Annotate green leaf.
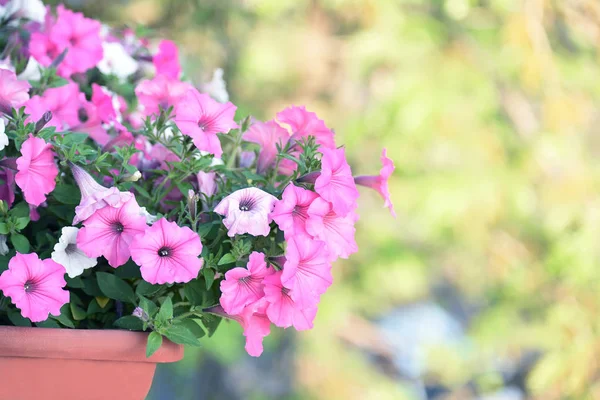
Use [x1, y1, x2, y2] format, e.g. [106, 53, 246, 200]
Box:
[203, 268, 215, 290]
[51, 184, 81, 205]
[8, 202, 29, 218]
[183, 279, 204, 306]
[82, 278, 104, 297]
[96, 272, 136, 303]
[7, 309, 31, 327]
[138, 295, 158, 317]
[10, 233, 30, 253]
[14, 217, 29, 230]
[65, 276, 84, 289]
[201, 314, 222, 337]
[62, 133, 88, 146]
[0, 223, 8, 234]
[164, 324, 202, 347]
[156, 297, 173, 324]
[135, 281, 162, 297]
[114, 260, 142, 279]
[52, 304, 75, 328]
[218, 253, 236, 266]
[70, 303, 87, 321]
[146, 331, 163, 358]
[114, 315, 144, 331]
[36, 319, 61, 328]
[179, 318, 206, 339]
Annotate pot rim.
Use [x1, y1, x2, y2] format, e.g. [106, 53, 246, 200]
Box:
[0, 326, 183, 363]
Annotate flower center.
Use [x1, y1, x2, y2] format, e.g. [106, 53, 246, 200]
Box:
[158, 246, 171, 257]
[78, 107, 89, 123]
[113, 221, 124, 233]
[238, 197, 256, 212]
[197, 119, 209, 131]
[23, 280, 35, 293]
[65, 243, 78, 255]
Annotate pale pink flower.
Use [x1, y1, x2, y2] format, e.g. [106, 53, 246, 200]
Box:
[243, 120, 290, 174]
[270, 183, 318, 239]
[153, 39, 181, 80]
[306, 197, 358, 260]
[354, 148, 396, 217]
[197, 171, 217, 197]
[220, 251, 274, 315]
[0, 252, 69, 322]
[174, 89, 238, 157]
[214, 187, 277, 237]
[263, 271, 317, 330]
[135, 75, 193, 117]
[314, 147, 359, 216]
[130, 218, 203, 284]
[15, 135, 58, 207]
[277, 106, 335, 149]
[0, 68, 30, 114]
[24, 81, 80, 130]
[0, 168, 15, 208]
[77, 197, 147, 268]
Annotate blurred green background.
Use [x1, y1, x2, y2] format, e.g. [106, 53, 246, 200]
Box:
[54, 0, 600, 398]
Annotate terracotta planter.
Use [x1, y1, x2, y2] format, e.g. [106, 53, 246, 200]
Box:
[0, 326, 183, 400]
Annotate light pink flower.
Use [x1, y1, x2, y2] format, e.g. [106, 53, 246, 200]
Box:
[354, 148, 396, 217]
[77, 197, 147, 267]
[153, 39, 181, 80]
[306, 197, 358, 260]
[270, 183, 318, 239]
[220, 251, 274, 315]
[0, 68, 30, 114]
[15, 135, 58, 207]
[214, 187, 277, 237]
[315, 147, 359, 216]
[277, 106, 335, 149]
[197, 171, 217, 197]
[174, 89, 238, 157]
[0, 252, 69, 322]
[263, 271, 317, 330]
[281, 236, 332, 307]
[135, 74, 193, 117]
[130, 218, 203, 284]
[0, 168, 15, 208]
[24, 81, 80, 130]
[243, 120, 290, 174]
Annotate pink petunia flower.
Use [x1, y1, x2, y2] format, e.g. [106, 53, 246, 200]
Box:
[15, 135, 58, 207]
[197, 171, 217, 197]
[243, 120, 290, 174]
[270, 183, 318, 239]
[24, 81, 80, 130]
[306, 197, 358, 260]
[130, 218, 203, 284]
[77, 197, 147, 268]
[174, 89, 238, 157]
[219, 251, 274, 315]
[0, 168, 15, 208]
[0, 68, 31, 114]
[214, 187, 278, 237]
[276, 106, 335, 149]
[73, 90, 110, 145]
[153, 39, 181, 80]
[280, 236, 332, 307]
[314, 147, 359, 217]
[263, 271, 318, 330]
[354, 148, 396, 217]
[0, 252, 69, 322]
[135, 75, 192, 117]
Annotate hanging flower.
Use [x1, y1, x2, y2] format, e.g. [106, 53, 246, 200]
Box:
[314, 147, 359, 217]
[354, 148, 396, 217]
[77, 197, 147, 268]
[15, 135, 58, 207]
[0, 68, 31, 114]
[243, 120, 290, 174]
[153, 39, 181, 80]
[135, 74, 192, 117]
[276, 106, 335, 149]
[219, 251, 274, 315]
[262, 271, 318, 330]
[306, 197, 358, 260]
[270, 183, 318, 239]
[0, 252, 69, 322]
[214, 187, 278, 237]
[51, 227, 98, 278]
[130, 218, 203, 284]
[0, 167, 15, 208]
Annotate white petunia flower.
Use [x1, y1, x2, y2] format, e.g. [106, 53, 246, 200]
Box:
[0, 235, 8, 256]
[0, 119, 8, 151]
[1, 0, 46, 24]
[97, 42, 139, 81]
[18, 57, 42, 81]
[51, 227, 98, 278]
[201, 68, 229, 103]
[139, 207, 158, 225]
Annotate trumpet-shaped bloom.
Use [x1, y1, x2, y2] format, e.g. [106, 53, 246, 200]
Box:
[314, 147, 359, 216]
[196, 171, 217, 197]
[214, 187, 277, 237]
[263, 271, 317, 330]
[354, 148, 396, 217]
[0, 252, 69, 322]
[270, 183, 318, 239]
[306, 197, 358, 260]
[153, 40, 181, 79]
[243, 120, 290, 174]
[77, 197, 147, 268]
[24, 81, 80, 130]
[135, 75, 192, 117]
[0, 68, 30, 114]
[0, 167, 15, 208]
[220, 251, 274, 315]
[130, 218, 203, 284]
[276, 106, 335, 149]
[51, 226, 98, 278]
[15, 135, 58, 207]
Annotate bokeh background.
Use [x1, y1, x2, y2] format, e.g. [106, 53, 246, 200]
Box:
[50, 0, 600, 399]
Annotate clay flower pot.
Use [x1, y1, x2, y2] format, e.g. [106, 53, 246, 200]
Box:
[0, 326, 183, 400]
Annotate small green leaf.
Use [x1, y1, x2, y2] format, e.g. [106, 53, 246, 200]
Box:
[179, 319, 206, 339]
[164, 324, 202, 347]
[203, 268, 215, 290]
[138, 295, 158, 317]
[146, 331, 163, 358]
[114, 315, 144, 331]
[0, 223, 8, 234]
[36, 319, 61, 328]
[52, 304, 75, 328]
[135, 281, 162, 297]
[10, 233, 30, 253]
[70, 303, 87, 321]
[8, 202, 29, 218]
[201, 314, 222, 337]
[65, 276, 84, 288]
[156, 297, 173, 324]
[218, 253, 236, 266]
[51, 184, 81, 205]
[7, 309, 31, 327]
[183, 279, 204, 306]
[14, 217, 29, 230]
[96, 272, 136, 303]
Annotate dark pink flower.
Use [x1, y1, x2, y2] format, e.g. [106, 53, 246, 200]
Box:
[0, 252, 69, 322]
[314, 147, 359, 216]
[214, 187, 278, 237]
[0, 168, 15, 208]
[270, 183, 318, 239]
[24, 81, 80, 130]
[219, 251, 274, 315]
[277, 106, 335, 149]
[306, 197, 358, 260]
[130, 218, 203, 284]
[0, 68, 31, 114]
[263, 271, 318, 330]
[243, 120, 290, 174]
[15, 135, 58, 207]
[354, 148, 396, 217]
[135, 75, 192, 117]
[153, 40, 181, 80]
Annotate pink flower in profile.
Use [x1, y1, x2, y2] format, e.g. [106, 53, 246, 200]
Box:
[220, 251, 274, 315]
[153, 40, 181, 80]
[77, 197, 147, 267]
[15, 135, 58, 207]
[130, 218, 203, 284]
[277, 106, 335, 149]
[243, 120, 290, 174]
[214, 187, 277, 237]
[0, 68, 31, 114]
[354, 148, 396, 217]
[263, 271, 317, 330]
[306, 197, 358, 260]
[0, 252, 69, 322]
[270, 183, 318, 239]
[314, 147, 359, 216]
[24, 81, 80, 130]
[135, 75, 193, 117]
[281, 236, 332, 307]
[197, 171, 217, 197]
[174, 89, 238, 157]
[0, 168, 15, 208]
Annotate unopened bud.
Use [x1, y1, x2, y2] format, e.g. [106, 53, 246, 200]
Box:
[187, 189, 198, 221]
[121, 170, 142, 182]
[34, 111, 53, 133]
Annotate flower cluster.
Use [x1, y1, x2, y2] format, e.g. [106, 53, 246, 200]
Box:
[0, 1, 395, 357]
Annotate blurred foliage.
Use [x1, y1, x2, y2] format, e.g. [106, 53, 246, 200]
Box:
[60, 0, 600, 398]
